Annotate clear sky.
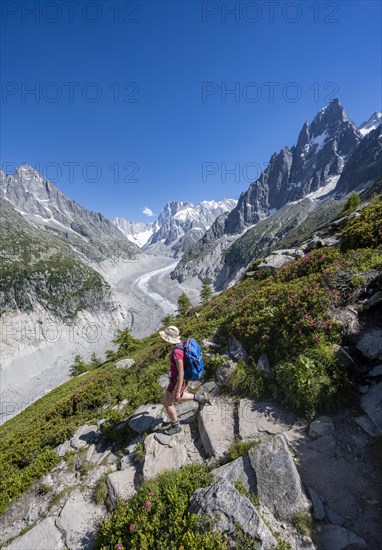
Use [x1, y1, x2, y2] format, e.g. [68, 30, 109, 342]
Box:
[1, 0, 381, 222]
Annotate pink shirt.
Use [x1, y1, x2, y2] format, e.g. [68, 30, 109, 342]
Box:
[170, 346, 185, 381]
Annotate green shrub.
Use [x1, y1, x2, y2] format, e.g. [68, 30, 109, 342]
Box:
[234, 480, 259, 507]
[293, 512, 313, 537]
[227, 361, 265, 398]
[341, 195, 382, 250]
[227, 438, 256, 461]
[271, 343, 351, 416]
[96, 464, 227, 549]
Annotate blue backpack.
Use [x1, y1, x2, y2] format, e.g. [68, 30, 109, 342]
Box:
[174, 338, 204, 381]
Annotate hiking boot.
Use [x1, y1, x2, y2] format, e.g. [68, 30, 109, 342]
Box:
[164, 424, 182, 436]
[195, 394, 212, 406]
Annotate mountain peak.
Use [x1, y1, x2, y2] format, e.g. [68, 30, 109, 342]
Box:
[359, 111, 382, 137]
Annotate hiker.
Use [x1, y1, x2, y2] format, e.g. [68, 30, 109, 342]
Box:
[160, 325, 211, 435]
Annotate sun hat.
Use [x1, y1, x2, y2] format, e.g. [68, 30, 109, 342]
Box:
[159, 325, 182, 344]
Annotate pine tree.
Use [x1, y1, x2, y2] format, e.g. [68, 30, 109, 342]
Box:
[343, 191, 361, 214]
[90, 352, 101, 368]
[177, 292, 192, 316]
[200, 279, 213, 304]
[70, 354, 88, 376]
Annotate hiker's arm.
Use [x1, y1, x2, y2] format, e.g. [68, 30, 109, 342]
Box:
[175, 359, 184, 400]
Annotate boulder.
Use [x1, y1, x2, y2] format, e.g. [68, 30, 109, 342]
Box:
[202, 339, 221, 349]
[3, 518, 65, 550]
[56, 489, 106, 548]
[70, 424, 100, 450]
[175, 400, 199, 423]
[307, 486, 325, 520]
[318, 525, 367, 549]
[107, 465, 136, 507]
[143, 431, 188, 479]
[258, 249, 304, 269]
[198, 381, 220, 396]
[158, 373, 169, 388]
[356, 329, 382, 360]
[248, 434, 311, 521]
[189, 478, 276, 549]
[363, 290, 382, 309]
[198, 398, 236, 458]
[324, 505, 345, 527]
[368, 365, 382, 378]
[239, 399, 296, 440]
[216, 359, 236, 385]
[212, 454, 257, 493]
[305, 434, 336, 454]
[257, 354, 271, 374]
[55, 440, 71, 457]
[229, 336, 249, 361]
[309, 416, 335, 439]
[354, 415, 381, 437]
[115, 358, 135, 369]
[128, 403, 164, 434]
[360, 382, 382, 435]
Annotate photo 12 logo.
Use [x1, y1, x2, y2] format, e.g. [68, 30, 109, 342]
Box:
[1, 81, 140, 104]
[202, 161, 268, 184]
[1, 2, 140, 24]
[202, 81, 340, 104]
[201, 2, 340, 24]
[2, 161, 140, 184]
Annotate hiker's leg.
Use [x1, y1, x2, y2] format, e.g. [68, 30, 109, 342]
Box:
[179, 390, 196, 401]
[163, 390, 178, 423]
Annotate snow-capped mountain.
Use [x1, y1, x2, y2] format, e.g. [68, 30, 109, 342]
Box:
[173, 99, 381, 286]
[359, 111, 382, 137]
[113, 218, 154, 248]
[0, 165, 138, 262]
[143, 198, 237, 257]
[113, 199, 236, 257]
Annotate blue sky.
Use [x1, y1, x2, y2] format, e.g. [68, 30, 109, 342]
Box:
[1, 0, 381, 221]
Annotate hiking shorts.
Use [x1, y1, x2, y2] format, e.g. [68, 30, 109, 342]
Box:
[167, 378, 188, 396]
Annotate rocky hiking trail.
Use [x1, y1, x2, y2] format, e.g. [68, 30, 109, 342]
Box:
[1, 360, 381, 550]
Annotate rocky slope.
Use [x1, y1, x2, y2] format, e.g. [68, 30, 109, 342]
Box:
[0, 166, 139, 263]
[173, 100, 381, 288]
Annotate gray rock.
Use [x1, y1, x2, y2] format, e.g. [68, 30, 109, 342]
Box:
[307, 486, 325, 520]
[212, 454, 257, 493]
[239, 399, 295, 440]
[354, 415, 381, 437]
[358, 385, 369, 394]
[70, 424, 100, 450]
[198, 398, 236, 458]
[356, 329, 382, 360]
[85, 444, 95, 462]
[364, 290, 382, 309]
[154, 432, 173, 446]
[248, 434, 311, 521]
[3, 517, 65, 550]
[143, 431, 188, 479]
[332, 344, 355, 368]
[257, 354, 271, 374]
[175, 399, 199, 423]
[305, 434, 336, 454]
[202, 339, 221, 349]
[360, 382, 382, 435]
[55, 440, 71, 457]
[107, 465, 136, 507]
[56, 489, 106, 549]
[325, 505, 345, 526]
[309, 416, 335, 439]
[198, 381, 220, 396]
[158, 373, 169, 388]
[115, 358, 135, 369]
[189, 478, 276, 548]
[216, 359, 236, 385]
[120, 443, 138, 468]
[258, 249, 304, 269]
[128, 403, 164, 434]
[318, 525, 367, 549]
[368, 365, 382, 378]
[229, 336, 249, 361]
